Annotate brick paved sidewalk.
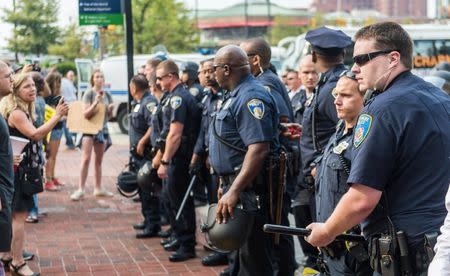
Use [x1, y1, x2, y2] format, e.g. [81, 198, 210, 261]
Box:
[21, 144, 226, 276]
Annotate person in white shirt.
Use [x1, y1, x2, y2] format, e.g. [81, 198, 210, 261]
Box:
[60, 70, 77, 149]
[428, 185, 450, 275]
[286, 70, 302, 100]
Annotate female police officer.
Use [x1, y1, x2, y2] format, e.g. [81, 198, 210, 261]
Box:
[313, 71, 372, 275]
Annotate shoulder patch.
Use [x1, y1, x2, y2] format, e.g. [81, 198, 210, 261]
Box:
[170, 96, 182, 110]
[146, 102, 157, 113]
[247, 99, 265, 119]
[189, 87, 200, 97]
[354, 114, 372, 148]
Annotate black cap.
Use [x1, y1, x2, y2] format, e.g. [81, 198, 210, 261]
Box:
[306, 26, 352, 56]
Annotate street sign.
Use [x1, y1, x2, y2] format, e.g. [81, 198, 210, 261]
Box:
[79, 0, 123, 26]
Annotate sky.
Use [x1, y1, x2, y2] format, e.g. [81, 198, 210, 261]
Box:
[0, 0, 311, 50]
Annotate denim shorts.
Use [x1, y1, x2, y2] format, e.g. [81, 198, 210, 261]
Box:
[50, 128, 63, 141]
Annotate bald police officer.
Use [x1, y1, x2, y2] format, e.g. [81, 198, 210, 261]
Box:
[210, 45, 280, 276]
[306, 22, 450, 275]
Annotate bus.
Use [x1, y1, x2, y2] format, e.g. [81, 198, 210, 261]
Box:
[279, 24, 450, 77]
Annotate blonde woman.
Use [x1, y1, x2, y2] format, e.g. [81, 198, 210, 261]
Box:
[43, 72, 64, 191]
[0, 73, 68, 276]
[70, 69, 114, 201]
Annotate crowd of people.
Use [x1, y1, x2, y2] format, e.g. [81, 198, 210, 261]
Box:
[0, 21, 449, 276]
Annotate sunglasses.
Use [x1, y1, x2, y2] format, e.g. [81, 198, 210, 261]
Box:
[353, 49, 399, 66]
[339, 70, 357, 80]
[156, 73, 172, 81]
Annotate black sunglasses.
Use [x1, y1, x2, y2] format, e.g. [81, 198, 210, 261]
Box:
[339, 70, 357, 80]
[156, 73, 172, 81]
[353, 49, 399, 67]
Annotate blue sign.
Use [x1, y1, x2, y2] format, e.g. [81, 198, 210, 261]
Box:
[79, 0, 122, 14]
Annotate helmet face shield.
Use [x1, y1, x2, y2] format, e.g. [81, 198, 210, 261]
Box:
[200, 204, 255, 252]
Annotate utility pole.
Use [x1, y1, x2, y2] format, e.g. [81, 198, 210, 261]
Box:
[124, 0, 134, 115]
[266, 0, 271, 43]
[244, 0, 249, 38]
[13, 0, 18, 62]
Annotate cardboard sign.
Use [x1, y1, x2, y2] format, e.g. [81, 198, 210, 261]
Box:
[67, 101, 105, 134]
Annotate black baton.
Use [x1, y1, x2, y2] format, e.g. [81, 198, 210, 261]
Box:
[175, 175, 197, 221]
[263, 224, 366, 243]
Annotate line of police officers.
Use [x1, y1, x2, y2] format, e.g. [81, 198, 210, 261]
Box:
[124, 21, 450, 276]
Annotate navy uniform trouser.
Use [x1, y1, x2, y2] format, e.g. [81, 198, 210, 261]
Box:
[164, 155, 196, 248]
[324, 252, 372, 276]
[132, 156, 160, 228]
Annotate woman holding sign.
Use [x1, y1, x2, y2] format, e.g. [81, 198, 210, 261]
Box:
[70, 69, 114, 201]
[0, 73, 68, 276]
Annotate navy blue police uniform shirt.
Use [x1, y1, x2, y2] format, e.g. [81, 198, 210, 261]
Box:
[300, 64, 344, 176]
[193, 88, 224, 155]
[149, 93, 170, 148]
[348, 71, 450, 248]
[291, 89, 308, 125]
[209, 74, 280, 176]
[129, 92, 157, 147]
[315, 122, 353, 222]
[0, 115, 14, 205]
[165, 83, 201, 157]
[187, 82, 204, 103]
[258, 69, 294, 122]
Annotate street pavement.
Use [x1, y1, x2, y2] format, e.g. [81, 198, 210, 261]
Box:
[21, 123, 303, 275]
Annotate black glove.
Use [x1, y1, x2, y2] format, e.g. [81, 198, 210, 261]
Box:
[189, 162, 202, 177]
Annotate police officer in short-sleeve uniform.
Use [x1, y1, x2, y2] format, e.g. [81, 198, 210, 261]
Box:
[156, 61, 201, 262]
[305, 22, 450, 275]
[209, 45, 281, 276]
[180, 61, 204, 103]
[128, 76, 161, 238]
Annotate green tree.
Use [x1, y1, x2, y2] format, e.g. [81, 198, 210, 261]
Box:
[132, 0, 198, 53]
[3, 0, 60, 57]
[48, 22, 91, 60]
[270, 16, 308, 45]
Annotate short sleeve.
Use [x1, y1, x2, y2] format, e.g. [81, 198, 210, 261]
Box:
[82, 90, 93, 104]
[347, 110, 396, 191]
[321, 85, 339, 124]
[235, 94, 274, 146]
[170, 95, 188, 124]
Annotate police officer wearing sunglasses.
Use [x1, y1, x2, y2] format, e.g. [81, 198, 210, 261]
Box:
[306, 22, 450, 275]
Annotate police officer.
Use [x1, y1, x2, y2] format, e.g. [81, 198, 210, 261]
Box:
[290, 54, 321, 271]
[128, 75, 161, 239]
[209, 45, 280, 276]
[154, 60, 201, 262]
[313, 71, 372, 275]
[306, 22, 450, 275]
[299, 27, 352, 267]
[180, 61, 204, 102]
[190, 59, 228, 267]
[240, 37, 297, 276]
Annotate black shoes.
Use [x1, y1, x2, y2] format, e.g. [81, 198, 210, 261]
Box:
[158, 228, 172, 238]
[132, 222, 145, 230]
[168, 248, 196, 262]
[201, 252, 228, 266]
[136, 225, 161, 239]
[163, 239, 180, 251]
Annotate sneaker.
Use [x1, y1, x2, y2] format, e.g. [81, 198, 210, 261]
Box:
[70, 190, 85, 201]
[44, 181, 60, 192]
[52, 177, 65, 186]
[93, 189, 114, 197]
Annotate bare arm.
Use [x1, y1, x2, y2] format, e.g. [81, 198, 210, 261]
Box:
[306, 184, 382, 247]
[83, 93, 103, 119]
[161, 122, 183, 162]
[136, 127, 151, 156]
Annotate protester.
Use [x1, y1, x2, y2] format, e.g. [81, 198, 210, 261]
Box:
[0, 72, 68, 276]
[70, 69, 114, 201]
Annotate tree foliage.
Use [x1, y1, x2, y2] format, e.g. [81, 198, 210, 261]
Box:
[48, 22, 92, 60]
[132, 0, 198, 54]
[270, 16, 308, 45]
[3, 0, 60, 57]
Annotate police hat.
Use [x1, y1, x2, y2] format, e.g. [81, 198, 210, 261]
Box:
[180, 61, 199, 80]
[305, 26, 352, 56]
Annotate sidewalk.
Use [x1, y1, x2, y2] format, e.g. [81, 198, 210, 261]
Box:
[22, 143, 226, 276]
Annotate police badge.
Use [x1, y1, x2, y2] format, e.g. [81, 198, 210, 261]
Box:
[170, 96, 182, 110]
[247, 99, 265, 119]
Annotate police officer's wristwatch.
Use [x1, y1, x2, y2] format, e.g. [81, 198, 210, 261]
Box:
[160, 159, 170, 166]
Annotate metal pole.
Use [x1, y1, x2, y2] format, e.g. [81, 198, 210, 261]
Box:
[266, 0, 271, 43]
[13, 0, 18, 62]
[124, 0, 134, 115]
[244, 0, 249, 38]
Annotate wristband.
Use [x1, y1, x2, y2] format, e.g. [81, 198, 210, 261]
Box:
[161, 159, 170, 166]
